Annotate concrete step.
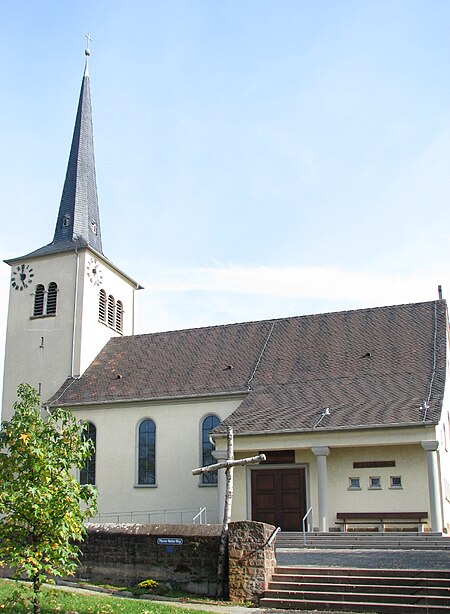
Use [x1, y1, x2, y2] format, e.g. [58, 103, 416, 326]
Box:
[278, 531, 445, 538]
[271, 573, 450, 586]
[278, 542, 450, 550]
[276, 531, 450, 549]
[259, 596, 450, 613]
[260, 566, 450, 613]
[273, 572, 450, 586]
[268, 581, 450, 597]
[262, 589, 449, 605]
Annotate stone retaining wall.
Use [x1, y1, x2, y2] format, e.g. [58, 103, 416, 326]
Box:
[228, 521, 277, 603]
[77, 523, 223, 596]
[76, 520, 276, 600]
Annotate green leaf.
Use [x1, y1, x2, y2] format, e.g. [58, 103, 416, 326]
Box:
[0, 384, 98, 605]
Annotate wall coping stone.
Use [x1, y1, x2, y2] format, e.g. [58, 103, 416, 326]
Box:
[85, 523, 223, 537]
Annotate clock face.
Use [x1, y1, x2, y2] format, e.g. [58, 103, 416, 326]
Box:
[87, 258, 103, 286]
[11, 263, 34, 291]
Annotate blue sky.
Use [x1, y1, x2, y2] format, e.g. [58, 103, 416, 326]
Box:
[1, 1, 450, 398]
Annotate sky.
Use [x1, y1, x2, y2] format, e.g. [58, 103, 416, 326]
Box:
[1, 1, 450, 403]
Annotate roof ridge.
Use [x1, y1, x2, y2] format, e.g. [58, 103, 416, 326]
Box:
[106, 299, 444, 341]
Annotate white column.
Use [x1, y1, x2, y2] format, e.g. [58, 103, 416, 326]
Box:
[213, 450, 227, 524]
[421, 441, 443, 532]
[312, 446, 330, 532]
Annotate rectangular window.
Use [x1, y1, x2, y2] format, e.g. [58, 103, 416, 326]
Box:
[390, 476, 402, 489]
[369, 476, 381, 489]
[348, 477, 361, 489]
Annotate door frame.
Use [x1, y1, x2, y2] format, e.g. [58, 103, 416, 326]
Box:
[246, 463, 311, 528]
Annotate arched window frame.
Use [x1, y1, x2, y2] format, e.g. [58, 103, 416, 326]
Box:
[98, 291, 124, 334]
[31, 282, 58, 318]
[80, 421, 96, 486]
[116, 300, 123, 333]
[136, 419, 156, 486]
[107, 295, 115, 328]
[99, 290, 107, 323]
[33, 284, 45, 317]
[46, 282, 58, 315]
[200, 414, 221, 485]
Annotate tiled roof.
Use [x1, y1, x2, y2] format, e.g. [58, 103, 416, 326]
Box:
[50, 300, 447, 434]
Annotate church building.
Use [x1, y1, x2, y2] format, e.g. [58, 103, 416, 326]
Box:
[3, 50, 450, 535]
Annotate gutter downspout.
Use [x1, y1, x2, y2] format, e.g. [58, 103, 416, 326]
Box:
[71, 249, 80, 378]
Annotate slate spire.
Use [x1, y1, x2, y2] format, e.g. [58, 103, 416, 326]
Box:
[52, 45, 103, 255]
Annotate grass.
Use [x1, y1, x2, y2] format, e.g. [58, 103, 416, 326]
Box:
[0, 579, 212, 613]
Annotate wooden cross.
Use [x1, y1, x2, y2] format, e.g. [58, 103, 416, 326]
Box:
[192, 426, 266, 598]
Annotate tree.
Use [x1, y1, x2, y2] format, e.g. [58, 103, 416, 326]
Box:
[0, 384, 97, 614]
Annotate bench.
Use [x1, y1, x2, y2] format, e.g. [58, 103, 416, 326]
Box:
[336, 512, 428, 532]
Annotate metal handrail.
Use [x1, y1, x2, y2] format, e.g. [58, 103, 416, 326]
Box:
[192, 507, 207, 524]
[302, 506, 313, 545]
[91, 506, 214, 525]
[267, 526, 281, 547]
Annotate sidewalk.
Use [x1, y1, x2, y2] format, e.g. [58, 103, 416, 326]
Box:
[54, 581, 262, 614]
[55, 581, 352, 614]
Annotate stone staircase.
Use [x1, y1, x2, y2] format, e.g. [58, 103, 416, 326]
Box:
[259, 566, 450, 613]
[276, 530, 450, 549]
[259, 532, 450, 612]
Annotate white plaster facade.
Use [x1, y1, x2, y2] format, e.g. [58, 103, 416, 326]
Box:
[67, 390, 450, 533]
[70, 396, 243, 523]
[2, 248, 138, 421]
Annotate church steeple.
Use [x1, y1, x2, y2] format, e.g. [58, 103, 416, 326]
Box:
[2, 42, 140, 424]
[14, 46, 103, 260]
[52, 45, 103, 255]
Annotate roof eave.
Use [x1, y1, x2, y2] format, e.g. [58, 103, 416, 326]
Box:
[213, 420, 440, 439]
[48, 388, 249, 409]
[5, 245, 143, 290]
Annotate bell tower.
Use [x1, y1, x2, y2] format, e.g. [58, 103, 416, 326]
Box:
[2, 46, 141, 420]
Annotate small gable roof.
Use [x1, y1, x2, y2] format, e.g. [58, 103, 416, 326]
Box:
[49, 300, 447, 435]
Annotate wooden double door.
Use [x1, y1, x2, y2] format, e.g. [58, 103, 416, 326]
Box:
[251, 467, 307, 531]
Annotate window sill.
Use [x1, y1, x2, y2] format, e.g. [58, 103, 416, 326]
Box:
[198, 483, 218, 487]
[389, 486, 403, 490]
[368, 486, 382, 490]
[30, 314, 56, 320]
[99, 319, 123, 335]
[347, 487, 362, 491]
[134, 483, 157, 488]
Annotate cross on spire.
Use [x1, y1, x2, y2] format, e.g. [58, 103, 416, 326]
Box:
[85, 32, 92, 54]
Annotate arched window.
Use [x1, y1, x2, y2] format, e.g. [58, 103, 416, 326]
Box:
[201, 415, 220, 485]
[138, 419, 156, 485]
[46, 282, 58, 315]
[99, 292, 124, 333]
[116, 301, 123, 333]
[33, 284, 45, 316]
[99, 290, 107, 322]
[80, 422, 96, 485]
[107, 295, 115, 328]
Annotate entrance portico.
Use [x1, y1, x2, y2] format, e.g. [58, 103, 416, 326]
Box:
[225, 429, 446, 534]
